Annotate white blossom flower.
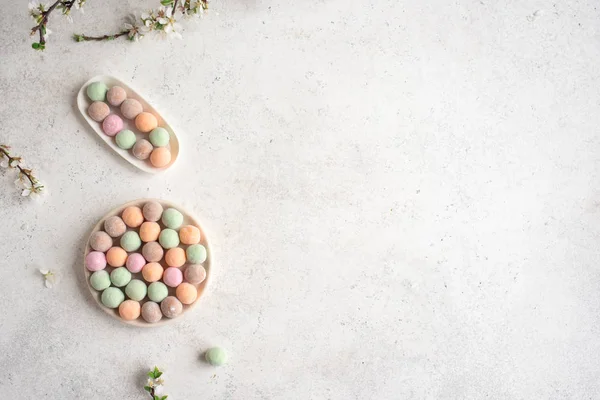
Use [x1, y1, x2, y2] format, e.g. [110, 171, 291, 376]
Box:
[16, 176, 33, 188]
[155, 377, 165, 386]
[33, 188, 44, 201]
[146, 379, 155, 388]
[141, 12, 154, 28]
[39, 268, 56, 288]
[124, 23, 142, 41]
[162, 21, 183, 39]
[156, 6, 172, 24]
[182, 5, 201, 20]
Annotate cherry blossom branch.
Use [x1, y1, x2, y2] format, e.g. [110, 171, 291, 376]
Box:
[74, 0, 208, 43]
[144, 367, 168, 400]
[28, 0, 208, 48]
[29, 0, 83, 50]
[0, 145, 44, 197]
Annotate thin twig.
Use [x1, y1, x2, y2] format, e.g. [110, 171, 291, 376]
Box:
[172, 0, 179, 12]
[76, 30, 129, 41]
[36, 0, 61, 45]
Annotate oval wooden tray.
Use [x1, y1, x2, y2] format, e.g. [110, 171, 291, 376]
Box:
[77, 75, 180, 173]
[83, 199, 211, 327]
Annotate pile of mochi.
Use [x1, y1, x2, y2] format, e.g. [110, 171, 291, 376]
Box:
[85, 201, 208, 323]
[86, 82, 173, 168]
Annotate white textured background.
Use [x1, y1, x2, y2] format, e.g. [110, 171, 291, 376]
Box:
[1, 0, 600, 399]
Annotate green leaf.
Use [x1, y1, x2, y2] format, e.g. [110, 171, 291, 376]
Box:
[161, 396, 168, 400]
[155, 371, 163, 379]
[144, 386, 152, 393]
[32, 42, 41, 49]
[154, 396, 161, 400]
[160, 0, 173, 5]
[40, 25, 46, 35]
[147, 371, 155, 379]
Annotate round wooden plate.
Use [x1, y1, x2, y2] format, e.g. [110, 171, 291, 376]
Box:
[83, 199, 211, 327]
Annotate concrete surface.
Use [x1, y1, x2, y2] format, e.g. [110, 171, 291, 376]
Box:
[1, 0, 600, 399]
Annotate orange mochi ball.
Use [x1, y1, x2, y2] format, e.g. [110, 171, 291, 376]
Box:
[139, 222, 160, 242]
[118, 300, 141, 321]
[165, 247, 186, 268]
[142, 262, 164, 282]
[176, 282, 198, 305]
[106, 246, 127, 267]
[150, 147, 171, 168]
[135, 112, 158, 133]
[122, 206, 144, 228]
[179, 225, 200, 245]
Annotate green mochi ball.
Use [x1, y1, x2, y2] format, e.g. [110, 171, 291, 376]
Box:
[101, 287, 124, 308]
[125, 279, 147, 301]
[149, 127, 170, 147]
[186, 244, 207, 264]
[205, 347, 228, 366]
[90, 270, 111, 291]
[120, 231, 141, 252]
[161, 208, 183, 229]
[110, 267, 132, 287]
[148, 281, 168, 302]
[87, 82, 108, 102]
[116, 129, 137, 150]
[159, 228, 179, 249]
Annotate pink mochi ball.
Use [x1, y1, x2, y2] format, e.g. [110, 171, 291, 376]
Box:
[163, 267, 183, 288]
[86, 251, 107, 271]
[102, 114, 123, 137]
[126, 253, 146, 273]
